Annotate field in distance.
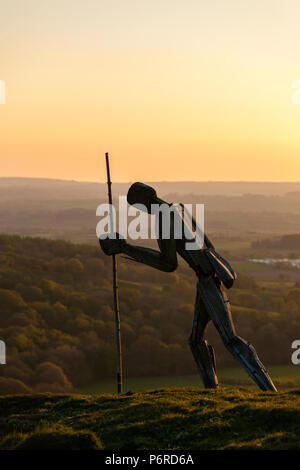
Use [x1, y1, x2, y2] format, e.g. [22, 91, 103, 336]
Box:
[83, 365, 300, 394]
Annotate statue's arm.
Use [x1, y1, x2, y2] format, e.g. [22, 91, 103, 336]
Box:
[123, 236, 177, 272]
[99, 211, 177, 272]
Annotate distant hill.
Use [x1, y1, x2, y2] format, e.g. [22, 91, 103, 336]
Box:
[2, 178, 300, 240]
[253, 234, 300, 250]
[2, 177, 300, 198]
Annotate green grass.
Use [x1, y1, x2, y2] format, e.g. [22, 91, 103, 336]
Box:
[118, 280, 142, 289]
[219, 365, 300, 388]
[83, 366, 300, 394]
[84, 375, 203, 394]
[257, 280, 295, 290]
[1, 388, 300, 450]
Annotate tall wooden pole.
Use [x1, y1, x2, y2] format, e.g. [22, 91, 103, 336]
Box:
[105, 152, 123, 394]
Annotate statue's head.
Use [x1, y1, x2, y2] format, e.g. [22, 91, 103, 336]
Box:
[127, 182, 161, 213]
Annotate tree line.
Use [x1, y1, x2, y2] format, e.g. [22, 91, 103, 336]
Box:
[0, 234, 298, 394]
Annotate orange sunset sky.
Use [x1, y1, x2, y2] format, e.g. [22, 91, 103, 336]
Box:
[1, 0, 300, 182]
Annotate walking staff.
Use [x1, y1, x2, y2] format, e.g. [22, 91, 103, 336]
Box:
[105, 152, 123, 394]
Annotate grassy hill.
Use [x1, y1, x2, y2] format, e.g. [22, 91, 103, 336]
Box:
[1, 387, 300, 450]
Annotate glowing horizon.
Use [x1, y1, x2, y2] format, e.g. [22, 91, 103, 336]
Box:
[1, 1, 300, 183]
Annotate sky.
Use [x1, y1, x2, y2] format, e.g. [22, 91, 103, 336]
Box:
[0, 0, 300, 182]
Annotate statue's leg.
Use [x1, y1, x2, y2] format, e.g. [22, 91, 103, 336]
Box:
[189, 284, 219, 389]
[197, 275, 277, 392]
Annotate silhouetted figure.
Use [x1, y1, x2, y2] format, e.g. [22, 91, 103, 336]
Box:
[99, 182, 277, 391]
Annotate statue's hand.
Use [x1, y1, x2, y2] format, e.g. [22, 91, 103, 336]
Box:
[99, 233, 127, 255]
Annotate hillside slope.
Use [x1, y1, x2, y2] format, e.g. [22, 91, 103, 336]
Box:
[0, 234, 298, 395]
[0, 387, 300, 450]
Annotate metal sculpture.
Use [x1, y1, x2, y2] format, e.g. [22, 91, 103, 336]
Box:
[99, 182, 277, 391]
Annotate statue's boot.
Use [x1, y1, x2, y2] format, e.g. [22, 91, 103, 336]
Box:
[189, 339, 219, 389]
[227, 336, 277, 391]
